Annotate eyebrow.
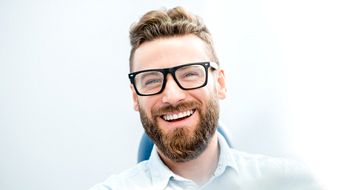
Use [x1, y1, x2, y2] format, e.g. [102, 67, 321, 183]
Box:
[139, 71, 163, 81]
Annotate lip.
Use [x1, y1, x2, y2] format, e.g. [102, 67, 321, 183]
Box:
[161, 109, 195, 121]
[157, 109, 198, 130]
[154, 106, 196, 116]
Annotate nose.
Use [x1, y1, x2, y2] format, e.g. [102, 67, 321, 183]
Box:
[161, 74, 186, 106]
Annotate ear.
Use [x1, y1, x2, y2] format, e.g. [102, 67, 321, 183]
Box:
[216, 69, 227, 100]
[130, 84, 139, 111]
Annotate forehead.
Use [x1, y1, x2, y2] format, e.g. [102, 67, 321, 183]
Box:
[132, 35, 210, 72]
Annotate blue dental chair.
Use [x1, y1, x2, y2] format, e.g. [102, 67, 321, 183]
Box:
[137, 121, 234, 163]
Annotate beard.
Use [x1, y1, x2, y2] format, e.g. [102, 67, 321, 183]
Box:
[138, 96, 219, 163]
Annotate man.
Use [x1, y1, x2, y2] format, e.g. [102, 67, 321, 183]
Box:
[90, 7, 321, 190]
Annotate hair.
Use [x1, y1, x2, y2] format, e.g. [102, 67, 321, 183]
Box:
[129, 6, 219, 72]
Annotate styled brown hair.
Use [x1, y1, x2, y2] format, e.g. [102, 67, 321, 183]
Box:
[129, 6, 219, 72]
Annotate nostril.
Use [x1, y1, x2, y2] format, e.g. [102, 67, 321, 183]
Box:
[162, 91, 186, 105]
[161, 76, 187, 104]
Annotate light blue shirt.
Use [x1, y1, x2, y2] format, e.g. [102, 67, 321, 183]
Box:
[90, 134, 322, 190]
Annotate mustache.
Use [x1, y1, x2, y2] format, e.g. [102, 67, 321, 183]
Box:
[152, 101, 201, 116]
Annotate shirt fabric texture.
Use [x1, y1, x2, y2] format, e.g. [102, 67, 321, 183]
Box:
[89, 134, 321, 190]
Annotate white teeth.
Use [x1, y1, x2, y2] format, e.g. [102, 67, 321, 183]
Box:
[163, 110, 194, 121]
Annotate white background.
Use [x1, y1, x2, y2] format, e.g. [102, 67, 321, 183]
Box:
[1, 0, 349, 189]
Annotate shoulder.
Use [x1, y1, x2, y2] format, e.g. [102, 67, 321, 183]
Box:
[89, 161, 153, 190]
[231, 149, 292, 167]
[231, 149, 307, 174]
[229, 149, 322, 189]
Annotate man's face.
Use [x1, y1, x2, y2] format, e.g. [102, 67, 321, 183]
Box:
[131, 35, 226, 162]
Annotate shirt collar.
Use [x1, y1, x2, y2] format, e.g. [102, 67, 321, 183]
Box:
[214, 133, 239, 176]
[147, 132, 239, 189]
[148, 146, 174, 189]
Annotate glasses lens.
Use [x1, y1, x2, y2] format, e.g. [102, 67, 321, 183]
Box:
[134, 71, 164, 95]
[175, 64, 206, 89]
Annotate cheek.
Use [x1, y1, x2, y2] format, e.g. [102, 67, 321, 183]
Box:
[205, 75, 216, 90]
[207, 77, 221, 98]
[203, 77, 218, 95]
[138, 97, 158, 116]
[190, 88, 212, 104]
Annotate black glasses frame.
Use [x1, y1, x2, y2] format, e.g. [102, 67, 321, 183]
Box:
[128, 62, 218, 96]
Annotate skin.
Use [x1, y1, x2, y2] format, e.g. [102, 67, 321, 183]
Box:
[130, 34, 227, 185]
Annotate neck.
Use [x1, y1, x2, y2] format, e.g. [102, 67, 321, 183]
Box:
[158, 132, 220, 185]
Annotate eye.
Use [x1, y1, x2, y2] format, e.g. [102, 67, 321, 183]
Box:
[180, 71, 201, 80]
[144, 78, 162, 86]
[183, 71, 199, 77]
[176, 65, 205, 81]
[135, 71, 163, 88]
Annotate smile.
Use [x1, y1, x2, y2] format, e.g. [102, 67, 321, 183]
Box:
[161, 109, 195, 121]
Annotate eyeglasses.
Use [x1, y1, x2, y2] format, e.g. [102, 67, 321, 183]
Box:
[128, 62, 218, 96]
